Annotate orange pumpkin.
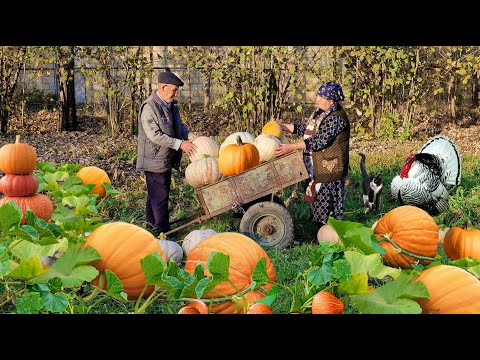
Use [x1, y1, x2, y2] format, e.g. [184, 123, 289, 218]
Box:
[443, 222, 480, 260]
[261, 121, 283, 139]
[83, 222, 165, 299]
[185, 299, 209, 314]
[0, 194, 53, 224]
[373, 205, 439, 268]
[246, 302, 274, 314]
[76, 166, 111, 199]
[311, 291, 345, 314]
[0, 174, 39, 197]
[184, 232, 277, 314]
[178, 306, 202, 314]
[218, 136, 260, 177]
[415, 265, 480, 314]
[0, 135, 37, 175]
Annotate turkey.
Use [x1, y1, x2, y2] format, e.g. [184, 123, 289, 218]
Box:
[390, 135, 461, 215]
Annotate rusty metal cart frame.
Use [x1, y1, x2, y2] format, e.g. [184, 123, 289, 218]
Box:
[165, 151, 309, 248]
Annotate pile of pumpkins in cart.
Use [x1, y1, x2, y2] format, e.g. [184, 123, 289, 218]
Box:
[185, 121, 286, 188]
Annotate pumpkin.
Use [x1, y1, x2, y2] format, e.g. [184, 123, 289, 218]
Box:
[0, 135, 37, 175]
[373, 205, 439, 269]
[184, 232, 277, 314]
[0, 174, 39, 197]
[311, 291, 345, 314]
[246, 302, 274, 314]
[210, 290, 267, 314]
[0, 194, 54, 225]
[443, 222, 480, 260]
[219, 132, 255, 155]
[185, 299, 209, 314]
[177, 306, 201, 314]
[261, 120, 283, 139]
[157, 239, 183, 263]
[415, 264, 480, 314]
[317, 224, 340, 244]
[218, 136, 260, 177]
[185, 157, 222, 188]
[182, 229, 217, 255]
[76, 166, 111, 199]
[188, 136, 220, 162]
[83, 222, 165, 299]
[254, 134, 281, 162]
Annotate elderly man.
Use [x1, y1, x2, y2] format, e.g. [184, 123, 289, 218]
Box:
[136, 69, 197, 237]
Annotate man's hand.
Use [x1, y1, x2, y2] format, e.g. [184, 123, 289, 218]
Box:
[180, 140, 197, 157]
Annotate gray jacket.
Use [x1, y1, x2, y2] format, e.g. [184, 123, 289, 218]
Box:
[136, 93, 190, 173]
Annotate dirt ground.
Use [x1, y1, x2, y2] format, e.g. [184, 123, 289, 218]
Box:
[2, 109, 479, 189]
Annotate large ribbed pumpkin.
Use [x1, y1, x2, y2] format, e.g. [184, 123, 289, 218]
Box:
[415, 265, 480, 314]
[185, 157, 222, 188]
[0, 194, 53, 224]
[218, 136, 260, 177]
[0, 174, 39, 197]
[76, 166, 111, 199]
[373, 205, 439, 269]
[0, 135, 37, 175]
[83, 222, 165, 299]
[261, 120, 283, 139]
[184, 232, 277, 314]
[443, 222, 480, 260]
[188, 136, 220, 162]
[219, 132, 255, 155]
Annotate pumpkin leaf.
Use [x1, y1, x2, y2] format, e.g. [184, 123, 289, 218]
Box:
[468, 264, 480, 279]
[141, 252, 167, 286]
[105, 269, 128, 300]
[206, 251, 230, 282]
[337, 272, 373, 295]
[0, 201, 22, 232]
[44, 171, 69, 183]
[331, 259, 351, 281]
[41, 292, 69, 313]
[344, 251, 402, 280]
[30, 243, 101, 288]
[103, 182, 120, 196]
[36, 161, 57, 173]
[180, 263, 207, 298]
[0, 244, 10, 275]
[328, 218, 382, 255]
[15, 292, 44, 314]
[307, 265, 333, 286]
[251, 257, 270, 285]
[349, 273, 429, 314]
[255, 284, 279, 307]
[6, 255, 47, 280]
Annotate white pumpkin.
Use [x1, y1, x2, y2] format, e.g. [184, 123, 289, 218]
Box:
[219, 132, 255, 155]
[188, 136, 220, 162]
[317, 224, 340, 244]
[182, 229, 217, 255]
[185, 157, 222, 188]
[157, 239, 184, 263]
[254, 134, 281, 162]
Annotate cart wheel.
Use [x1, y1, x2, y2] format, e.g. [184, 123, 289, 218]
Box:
[239, 201, 294, 249]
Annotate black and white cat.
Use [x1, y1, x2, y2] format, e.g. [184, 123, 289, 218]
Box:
[358, 152, 383, 213]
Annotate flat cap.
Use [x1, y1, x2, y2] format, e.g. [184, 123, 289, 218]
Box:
[158, 71, 184, 86]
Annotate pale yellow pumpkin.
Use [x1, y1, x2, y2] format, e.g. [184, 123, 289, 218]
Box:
[219, 132, 255, 155]
[188, 136, 220, 162]
[182, 229, 217, 255]
[157, 239, 184, 263]
[317, 224, 340, 244]
[185, 157, 222, 188]
[254, 134, 281, 162]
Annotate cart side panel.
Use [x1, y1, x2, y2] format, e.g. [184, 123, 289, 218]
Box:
[197, 178, 241, 217]
[274, 151, 310, 187]
[233, 162, 279, 203]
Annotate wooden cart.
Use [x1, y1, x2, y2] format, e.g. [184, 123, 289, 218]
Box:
[165, 151, 309, 249]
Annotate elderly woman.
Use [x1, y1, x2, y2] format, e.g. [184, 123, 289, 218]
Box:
[275, 82, 350, 238]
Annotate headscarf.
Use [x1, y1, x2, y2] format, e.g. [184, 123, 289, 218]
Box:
[316, 82, 345, 102]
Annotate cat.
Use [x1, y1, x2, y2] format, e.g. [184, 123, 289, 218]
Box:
[358, 152, 383, 214]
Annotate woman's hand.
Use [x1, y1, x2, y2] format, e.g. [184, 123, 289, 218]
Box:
[276, 121, 294, 134]
[275, 143, 294, 157]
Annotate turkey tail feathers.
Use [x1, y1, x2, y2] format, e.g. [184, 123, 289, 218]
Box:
[419, 135, 461, 189]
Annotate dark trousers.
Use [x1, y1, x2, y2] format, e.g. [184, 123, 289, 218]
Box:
[145, 170, 172, 236]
